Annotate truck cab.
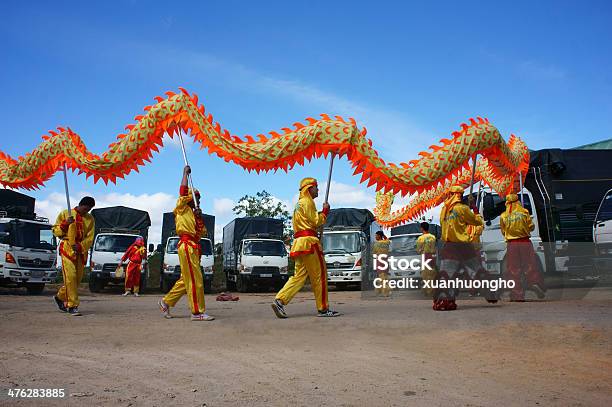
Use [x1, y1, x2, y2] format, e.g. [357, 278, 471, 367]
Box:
[223, 217, 288, 292]
[234, 235, 288, 292]
[161, 236, 214, 293]
[0, 214, 58, 294]
[387, 223, 440, 281]
[89, 231, 147, 292]
[593, 189, 612, 272]
[322, 227, 366, 287]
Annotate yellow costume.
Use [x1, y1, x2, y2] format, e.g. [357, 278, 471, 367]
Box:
[500, 194, 534, 241]
[163, 186, 207, 314]
[276, 178, 329, 311]
[373, 238, 391, 296]
[440, 186, 484, 243]
[416, 233, 437, 254]
[501, 194, 544, 300]
[52, 209, 95, 308]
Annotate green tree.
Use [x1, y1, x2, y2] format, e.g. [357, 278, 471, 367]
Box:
[233, 190, 292, 238]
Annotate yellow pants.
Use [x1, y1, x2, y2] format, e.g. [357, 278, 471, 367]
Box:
[163, 242, 205, 314]
[375, 272, 391, 296]
[57, 255, 84, 308]
[276, 245, 329, 312]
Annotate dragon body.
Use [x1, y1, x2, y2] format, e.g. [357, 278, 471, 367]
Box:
[0, 88, 529, 227]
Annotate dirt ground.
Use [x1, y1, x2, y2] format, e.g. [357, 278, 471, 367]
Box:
[0, 285, 610, 407]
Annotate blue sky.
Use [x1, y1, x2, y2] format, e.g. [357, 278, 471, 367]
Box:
[2, 1, 611, 243]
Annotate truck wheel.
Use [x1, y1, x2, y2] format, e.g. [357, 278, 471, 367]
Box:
[25, 283, 45, 295]
[236, 275, 250, 293]
[88, 275, 104, 293]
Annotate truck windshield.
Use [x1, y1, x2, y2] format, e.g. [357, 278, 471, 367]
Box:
[390, 235, 418, 255]
[166, 238, 179, 254]
[596, 192, 612, 222]
[95, 235, 140, 253]
[484, 193, 532, 223]
[243, 240, 286, 256]
[166, 238, 213, 255]
[8, 221, 55, 250]
[201, 239, 213, 255]
[322, 232, 360, 254]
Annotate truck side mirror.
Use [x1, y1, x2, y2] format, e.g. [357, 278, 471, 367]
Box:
[156, 244, 163, 252]
[148, 243, 154, 253]
[0, 231, 9, 244]
[483, 194, 494, 221]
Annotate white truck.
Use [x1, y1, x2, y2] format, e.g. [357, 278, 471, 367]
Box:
[478, 146, 612, 277]
[223, 217, 288, 293]
[322, 208, 380, 289]
[88, 206, 152, 293]
[388, 223, 441, 281]
[159, 212, 215, 293]
[593, 188, 612, 273]
[0, 189, 57, 294]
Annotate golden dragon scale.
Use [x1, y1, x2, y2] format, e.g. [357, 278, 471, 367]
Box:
[0, 88, 529, 226]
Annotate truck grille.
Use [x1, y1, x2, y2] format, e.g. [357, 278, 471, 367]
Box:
[18, 258, 54, 269]
[326, 262, 354, 269]
[251, 266, 279, 275]
[102, 263, 119, 272]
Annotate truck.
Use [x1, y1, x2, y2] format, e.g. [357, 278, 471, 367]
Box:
[388, 222, 441, 281]
[159, 212, 215, 293]
[593, 188, 612, 273]
[322, 208, 381, 289]
[88, 206, 152, 293]
[0, 189, 57, 294]
[223, 217, 288, 292]
[476, 147, 612, 278]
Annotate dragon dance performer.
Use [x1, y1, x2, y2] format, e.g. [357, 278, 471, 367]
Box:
[158, 166, 214, 321]
[435, 186, 492, 311]
[52, 197, 96, 316]
[464, 201, 498, 301]
[271, 177, 340, 318]
[416, 222, 437, 297]
[501, 193, 546, 301]
[373, 231, 391, 297]
[120, 237, 146, 297]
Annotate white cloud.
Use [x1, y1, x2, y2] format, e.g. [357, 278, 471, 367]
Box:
[213, 198, 235, 217]
[313, 181, 376, 209]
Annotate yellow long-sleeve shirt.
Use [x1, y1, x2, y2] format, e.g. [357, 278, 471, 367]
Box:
[52, 208, 95, 259]
[441, 203, 484, 243]
[372, 239, 390, 255]
[290, 190, 327, 257]
[174, 187, 206, 240]
[416, 233, 437, 254]
[500, 204, 534, 241]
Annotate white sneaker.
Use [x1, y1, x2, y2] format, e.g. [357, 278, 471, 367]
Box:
[122, 291, 131, 296]
[158, 299, 172, 319]
[271, 299, 288, 319]
[134, 293, 140, 297]
[317, 309, 342, 317]
[191, 313, 215, 321]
